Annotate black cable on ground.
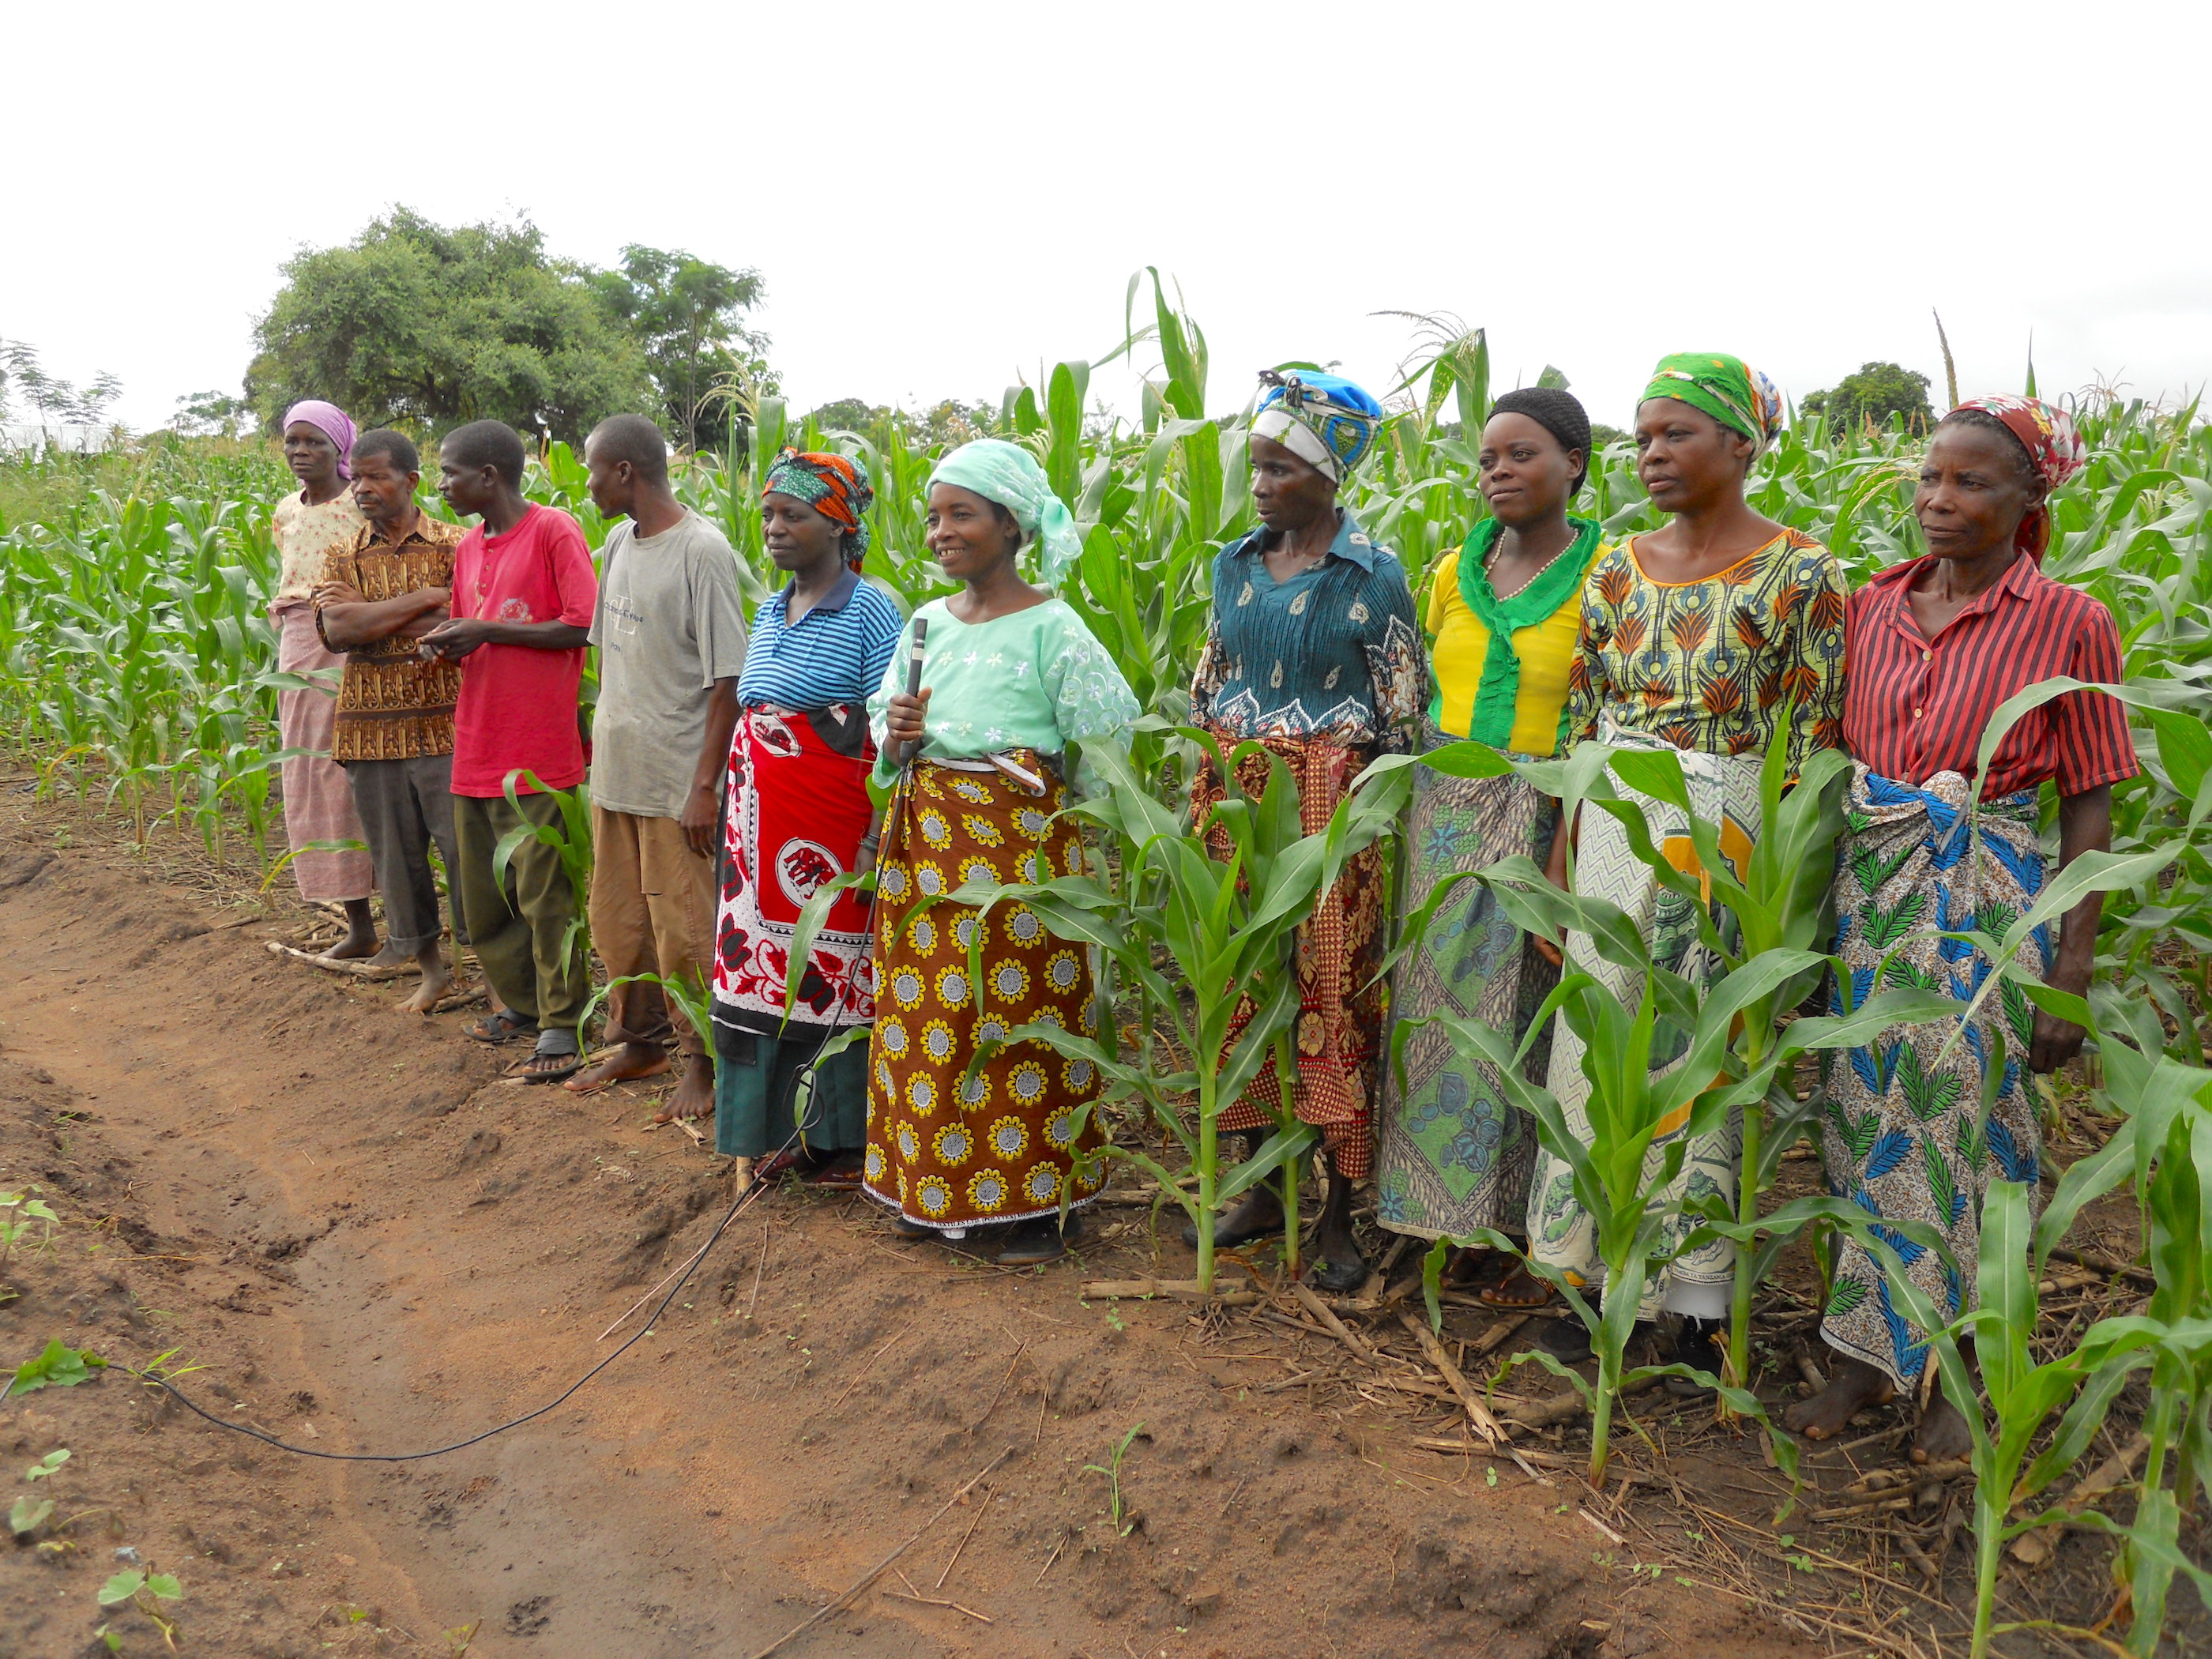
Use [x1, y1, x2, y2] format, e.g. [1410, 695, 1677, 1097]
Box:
[112, 769, 908, 1464]
[118, 1134, 796, 1462]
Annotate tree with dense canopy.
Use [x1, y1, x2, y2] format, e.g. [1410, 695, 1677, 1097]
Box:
[1802, 361, 1936, 436]
[243, 210, 655, 442]
[590, 246, 776, 450]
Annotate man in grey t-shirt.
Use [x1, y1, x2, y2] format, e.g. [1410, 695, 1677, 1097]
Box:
[568, 415, 747, 1122]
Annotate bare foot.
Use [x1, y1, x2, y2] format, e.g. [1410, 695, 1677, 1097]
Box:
[652, 1058, 714, 1124]
[324, 898, 381, 961]
[1913, 1378, 1975, 1463]
[1784, 1354, 1896, 1439]
[562, 1040, 672, 1096]
[397, 943, 453, 1015]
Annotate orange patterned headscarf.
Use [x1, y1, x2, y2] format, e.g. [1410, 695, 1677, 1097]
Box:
[763, 448, 874, 569]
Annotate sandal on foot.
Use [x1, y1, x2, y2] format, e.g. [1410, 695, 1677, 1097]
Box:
[515, 1033, 583, 1085]
[805, 1155, 865, 1191]
[468, 1009, 538, 1045]
[1440, 1247, 1508, 1290]
[890, 1213, 936, 1239]
[1477, 1262, 1555, 1310]
[756, 1146, 813, 1181]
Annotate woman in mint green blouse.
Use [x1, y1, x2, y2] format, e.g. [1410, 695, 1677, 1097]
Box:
[863, 441, 1138, 1266]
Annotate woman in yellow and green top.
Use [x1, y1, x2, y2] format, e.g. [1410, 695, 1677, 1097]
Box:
[1378, 388, 1604, 1307]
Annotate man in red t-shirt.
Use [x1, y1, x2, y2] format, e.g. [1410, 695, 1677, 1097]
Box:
[419, 421, 598, 1082]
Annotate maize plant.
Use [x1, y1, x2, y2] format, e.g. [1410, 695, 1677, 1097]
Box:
[941, 734, 1409, 1292]
[10, 298, 2212, 1650]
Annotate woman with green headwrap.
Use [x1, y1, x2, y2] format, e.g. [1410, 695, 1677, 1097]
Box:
[1525, 352, 1847, 1380]
[1187, 371, 1426, 1292]
[1376, 388, 1607, 1308]
[863, 439, 1139, 1264]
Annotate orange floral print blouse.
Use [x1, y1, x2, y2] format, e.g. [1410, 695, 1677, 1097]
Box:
[1566, 527, 1847, 775]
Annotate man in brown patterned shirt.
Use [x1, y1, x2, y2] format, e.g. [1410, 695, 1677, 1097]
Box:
[314, 429, 468, 1013]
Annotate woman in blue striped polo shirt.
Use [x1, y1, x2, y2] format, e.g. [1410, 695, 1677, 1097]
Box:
[709, 450, 902, 1185]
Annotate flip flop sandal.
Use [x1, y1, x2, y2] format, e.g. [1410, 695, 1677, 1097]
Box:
[756, 1147, 812, 1181]
[1443, 1248, 1510, 1289]
[468, 1010, 538, 1045]
[517, 1051, 585, 1085]
[805, 1159, 865, 1191]
[1477, 1264, 1556, 1310]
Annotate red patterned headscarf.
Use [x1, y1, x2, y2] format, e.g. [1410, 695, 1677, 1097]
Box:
[1944, 395, 2086, 562]
[762, 448, 875, 570]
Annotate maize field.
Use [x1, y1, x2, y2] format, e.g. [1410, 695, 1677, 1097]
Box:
[2, 279, 2208, 1655]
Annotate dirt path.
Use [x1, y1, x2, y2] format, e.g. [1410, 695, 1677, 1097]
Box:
[0, 788, 1906, 1657]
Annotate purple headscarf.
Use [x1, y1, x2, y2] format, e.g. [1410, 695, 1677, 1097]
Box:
[282, 399, 358, 480]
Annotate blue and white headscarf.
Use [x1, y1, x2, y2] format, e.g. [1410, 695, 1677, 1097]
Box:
[1251, 370, 1383, 483]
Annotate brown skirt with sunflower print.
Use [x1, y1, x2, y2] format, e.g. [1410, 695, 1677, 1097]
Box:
[862, 753, 1108, 1232]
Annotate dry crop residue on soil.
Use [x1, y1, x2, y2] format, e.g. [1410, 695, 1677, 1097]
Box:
[0, 773, 2179, 1659]
[0, 796, 1782, 1659]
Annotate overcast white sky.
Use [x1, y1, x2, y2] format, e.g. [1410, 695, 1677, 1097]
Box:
[9, 0, 2208, 434]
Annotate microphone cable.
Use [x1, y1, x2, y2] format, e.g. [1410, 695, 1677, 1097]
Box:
[117, 717, 923, 1463]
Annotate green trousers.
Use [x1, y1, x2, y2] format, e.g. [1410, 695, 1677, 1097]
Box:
[453, 791, 589, 1034]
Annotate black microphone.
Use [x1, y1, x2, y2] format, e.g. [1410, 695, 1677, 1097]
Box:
[897, 616, 928, 766]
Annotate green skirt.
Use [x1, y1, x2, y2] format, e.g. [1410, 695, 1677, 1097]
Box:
[714, 1028, 869, 1161]
[1376, 762, 1556, 1240]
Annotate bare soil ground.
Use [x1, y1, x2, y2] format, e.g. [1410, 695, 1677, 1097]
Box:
[0, 772, 2202, 1659]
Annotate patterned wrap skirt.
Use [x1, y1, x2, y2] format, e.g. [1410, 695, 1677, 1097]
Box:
[270, 600, 374, 904]
[1819, 768, 2048, 1390]
[709, 704, 877, 1159]
[1191, 733, 1385, 1179]
[862, 753, 1107, 1231]
[1377, 755, 1557, 1240]
[1527, 721, 1759, 1318]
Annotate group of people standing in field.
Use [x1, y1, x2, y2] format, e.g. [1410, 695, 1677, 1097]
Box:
[264, 347, 2131, 1465]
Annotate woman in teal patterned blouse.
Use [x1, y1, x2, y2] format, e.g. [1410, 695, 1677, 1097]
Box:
[1187, 371, 1425, 1290]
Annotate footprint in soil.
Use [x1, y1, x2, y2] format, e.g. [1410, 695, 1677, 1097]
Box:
[506, 1595, 553, 1636]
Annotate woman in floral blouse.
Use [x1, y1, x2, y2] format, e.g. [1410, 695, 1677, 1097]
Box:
[1529, 352, 1846, 1380]
[865, 441, 1138, 1266]
[1187, 371, 1425, 1291]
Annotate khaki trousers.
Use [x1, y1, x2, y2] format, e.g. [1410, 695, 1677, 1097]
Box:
[587, 807, 715, 1059]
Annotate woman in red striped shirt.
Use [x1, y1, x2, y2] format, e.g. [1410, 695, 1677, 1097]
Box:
[1789, 396, 2135, 1462]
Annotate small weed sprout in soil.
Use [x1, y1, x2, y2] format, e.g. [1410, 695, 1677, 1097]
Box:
[0, 1185, 60, 1294]
[7, 1337, 107, 1396]
[1082, 1422, 1146, 1537]
[9, 1446, 69, 1537]
[98, 1565, 184, 1651]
